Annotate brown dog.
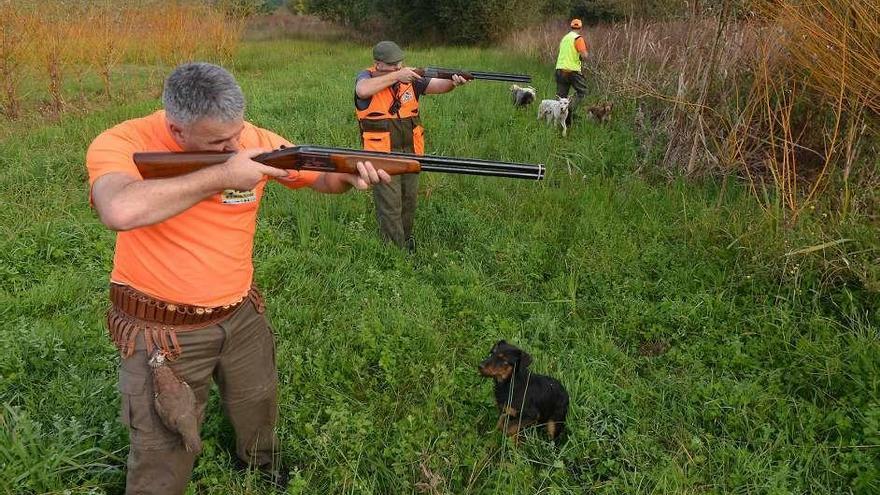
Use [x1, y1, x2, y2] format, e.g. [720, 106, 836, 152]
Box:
[587, 102, 613, 123]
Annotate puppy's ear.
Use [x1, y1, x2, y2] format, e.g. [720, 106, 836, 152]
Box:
[496, 339, 508, 347]
[514, 349, 532, 369]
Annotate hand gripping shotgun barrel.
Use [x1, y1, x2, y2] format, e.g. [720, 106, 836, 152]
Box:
[133, 145, 545, 181]
[413, 67, 531, 84]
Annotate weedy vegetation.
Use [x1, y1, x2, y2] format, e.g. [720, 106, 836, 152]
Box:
[0, 2, 877, 494]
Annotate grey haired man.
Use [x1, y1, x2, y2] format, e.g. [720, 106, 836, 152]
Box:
[86, 62, 390, 494]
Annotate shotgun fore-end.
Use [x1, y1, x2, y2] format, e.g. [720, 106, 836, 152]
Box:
[328, 155, 421, 175]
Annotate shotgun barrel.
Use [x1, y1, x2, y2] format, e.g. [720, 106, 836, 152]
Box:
[297, 146, 543, 178]
[416, 67, 531, 83]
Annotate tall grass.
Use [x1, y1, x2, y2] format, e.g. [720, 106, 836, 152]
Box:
[756, 0, 880, 219]
[764, 0, 880, 116]
[505, 1, 878, 220]
[0, 1, 30, 119]
[0, 405, 123, 492]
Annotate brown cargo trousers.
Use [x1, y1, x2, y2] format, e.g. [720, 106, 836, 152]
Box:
[117, 298, 279, 494]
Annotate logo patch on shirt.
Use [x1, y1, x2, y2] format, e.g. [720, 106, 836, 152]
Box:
[221, 189, 256, 204]
[400, 89, 414, 104]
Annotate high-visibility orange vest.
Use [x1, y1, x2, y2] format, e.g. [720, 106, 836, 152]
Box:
[355, 66, 424, 155]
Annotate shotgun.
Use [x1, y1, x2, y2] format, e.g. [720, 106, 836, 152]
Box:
[133, 145, 545, 181]
[413, 67, 531, 84]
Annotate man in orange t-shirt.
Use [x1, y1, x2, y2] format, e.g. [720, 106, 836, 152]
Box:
[86, 62, 390, 494]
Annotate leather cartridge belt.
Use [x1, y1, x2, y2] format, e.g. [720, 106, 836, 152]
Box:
[106, 283, 265, 359]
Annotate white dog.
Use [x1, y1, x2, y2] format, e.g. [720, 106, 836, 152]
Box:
[510, 84, 536, 107]
[537, 97, 570, 136]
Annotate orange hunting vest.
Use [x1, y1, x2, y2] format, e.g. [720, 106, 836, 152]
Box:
[356, 66, 424, 155]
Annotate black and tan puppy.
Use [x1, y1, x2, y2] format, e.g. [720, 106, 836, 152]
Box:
[478, 340, 569, 442]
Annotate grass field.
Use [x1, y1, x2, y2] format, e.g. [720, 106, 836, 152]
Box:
[1, 40, 878, 494]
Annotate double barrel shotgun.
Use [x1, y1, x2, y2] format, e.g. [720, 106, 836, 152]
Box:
[133, 145, 545, 181]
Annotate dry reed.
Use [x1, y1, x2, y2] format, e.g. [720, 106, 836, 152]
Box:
[0, 1, 32, 118]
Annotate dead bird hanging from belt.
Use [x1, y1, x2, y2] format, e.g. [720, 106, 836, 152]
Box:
[149, 350, 202, 454]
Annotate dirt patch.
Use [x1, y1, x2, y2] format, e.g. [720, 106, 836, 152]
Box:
[638, 340, 670, 357]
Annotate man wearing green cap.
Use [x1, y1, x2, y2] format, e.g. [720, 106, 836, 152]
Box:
[555, 18, 590, 128]
[355, 40, 468, 252]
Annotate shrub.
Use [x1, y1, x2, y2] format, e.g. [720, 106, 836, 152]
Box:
[307, 0, 550, 44]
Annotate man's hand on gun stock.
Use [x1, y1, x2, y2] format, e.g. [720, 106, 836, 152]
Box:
[394, 68, 423, 84]
[219, 149, 288, 191]
[450, 74, 468, 87]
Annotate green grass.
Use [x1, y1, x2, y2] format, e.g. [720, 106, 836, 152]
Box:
[0, 39, 878, 494]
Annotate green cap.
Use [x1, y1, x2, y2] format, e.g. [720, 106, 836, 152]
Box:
[372, 41, 405, 64]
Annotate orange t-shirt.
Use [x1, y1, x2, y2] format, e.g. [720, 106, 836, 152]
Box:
[86, 110, 319, 307]
[574, 37, 588, 54]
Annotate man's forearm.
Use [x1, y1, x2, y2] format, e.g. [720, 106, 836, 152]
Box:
[309, 172, 352, 194]
[425, 79, 455, 94]
[95, 167, 226, 231]
[356, 72, 398, 99]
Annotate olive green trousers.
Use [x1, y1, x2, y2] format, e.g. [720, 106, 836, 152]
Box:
[373, 172, 419, 250]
